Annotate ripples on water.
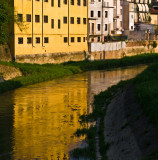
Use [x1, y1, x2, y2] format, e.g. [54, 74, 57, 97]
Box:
[0, 65, 147, 160]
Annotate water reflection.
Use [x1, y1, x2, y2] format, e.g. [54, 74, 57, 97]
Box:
[13, 76, 88, 160]
[0, 65, 147, 160]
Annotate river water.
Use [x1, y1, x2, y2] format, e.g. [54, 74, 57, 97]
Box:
[0, 65, 147, 160]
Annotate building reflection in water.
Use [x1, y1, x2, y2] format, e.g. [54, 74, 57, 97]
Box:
[12, 65, 147, 160]
[13, 75, 88, 160]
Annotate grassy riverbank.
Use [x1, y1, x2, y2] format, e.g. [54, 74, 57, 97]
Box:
[1, 53, 158, 93]
[72, 62, 158, 160]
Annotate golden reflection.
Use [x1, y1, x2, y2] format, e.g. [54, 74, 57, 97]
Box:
[13, 75, 88, 160]
[12, 65, 147, 160]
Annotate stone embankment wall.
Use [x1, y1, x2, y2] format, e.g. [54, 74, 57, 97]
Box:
[90, 41, 158, 61]
[0, 76, 4, 83]
[0, 64, 22, 81]
[89, 42, 126, 60]
[15, 51, 86, 64]
[0, 45, 12, 62]
[1, 41, 158, 64]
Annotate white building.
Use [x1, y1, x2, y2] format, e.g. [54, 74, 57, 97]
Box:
[123, 0, 152, 32]
[89, 0, 114, 42]
[113, 0, 123, 35]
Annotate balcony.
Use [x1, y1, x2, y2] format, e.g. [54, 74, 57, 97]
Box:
[102, 2, 114, 8]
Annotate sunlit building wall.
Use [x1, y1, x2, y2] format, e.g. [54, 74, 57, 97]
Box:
[10, 0, 88, 59]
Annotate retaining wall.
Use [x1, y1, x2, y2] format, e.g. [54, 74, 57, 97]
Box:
[0, 45, 12, 62]
[15, 51, 87, 64]
[90, 41, 158, 61]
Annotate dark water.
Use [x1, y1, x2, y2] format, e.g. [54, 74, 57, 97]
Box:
[0, 65, 147, 160]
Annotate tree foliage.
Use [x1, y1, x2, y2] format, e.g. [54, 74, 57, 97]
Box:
[0, 0, 14, 44]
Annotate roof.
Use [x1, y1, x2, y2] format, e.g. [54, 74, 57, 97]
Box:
[150, 8, 158, 14]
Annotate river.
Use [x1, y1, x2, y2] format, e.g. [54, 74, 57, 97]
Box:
[0, 65, 147, 160]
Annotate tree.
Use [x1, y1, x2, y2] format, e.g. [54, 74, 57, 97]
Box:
[0, 0, 14, 44]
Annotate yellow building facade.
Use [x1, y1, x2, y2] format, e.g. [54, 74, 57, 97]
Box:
[10, 0, 88, 61]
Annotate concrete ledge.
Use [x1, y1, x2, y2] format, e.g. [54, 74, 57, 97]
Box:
[15, 51, 87, 64]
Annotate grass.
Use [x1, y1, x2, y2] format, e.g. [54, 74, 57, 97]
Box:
[71, 127, 96, 159]
[64, 53, 158, 71]
[0, 61, 81, 93]
[71, 80, 130, 160]
[0, 53, 158, 93]
[72, 62, 158, 159]
[134, 62, 158, 132]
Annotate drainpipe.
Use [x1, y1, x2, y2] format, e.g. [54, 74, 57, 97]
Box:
[101, 0, 104, 42]
[116, 0, 117, 34]
[42, 0, 44, 47]
[87, 0, 89, 46]
[32, 0, 34, 47]
[68, 0, 70, 46]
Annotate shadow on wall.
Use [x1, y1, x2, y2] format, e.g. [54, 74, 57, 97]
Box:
[0, 45, 12, 62]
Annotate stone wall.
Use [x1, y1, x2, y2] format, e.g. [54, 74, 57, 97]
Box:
[15, 51, 86, 64]
[0, 64, 22, 80]
[89, 41, 158, 61]
[0, 76, 4, 83]
[90, 41, 126, 52]
[0, 45, 12, 62]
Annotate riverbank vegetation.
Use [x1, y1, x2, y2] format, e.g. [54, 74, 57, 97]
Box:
[1, 53, 158, 93]
[72, 62, 158, 159]
[0, 0, 14, 44]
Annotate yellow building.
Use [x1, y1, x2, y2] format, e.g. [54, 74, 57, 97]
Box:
[150, 8, 158, 25]
[10, 0, 88, 63]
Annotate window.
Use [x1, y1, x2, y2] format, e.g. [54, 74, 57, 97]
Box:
[105, 11, 108, 18]
[105, 24, 107, 31]
[17, 14, 23, 22]
[98, 11, 101, 18]
[26, 14, 31, 22]
[90, 11, 94, 17]
[51, 19, 54, 28]
[83, 37, 86, 42]
[44, 37, 49, 43]
[58, 0, 60, 7]
[97, 37, 100, 42]
[71, 0, 74, 5]
[77, 37, 81, 42]
[51, 0, 54, 6]
[36, 37, 40, 43]
[35, 15, 40, 23]
[18, 37, 23, 44]
[77, 0, 81, 5]
[44, 0, 48, 2]
[77, 17, 80, 24]
[71, 37, 75, 42]
[64, 37, 68, 43]
[27, 37, 32, 44]
[58, 19, 61, 29]
[83, 18, 86, 24]
[63, 0, 67, 4]
[97, 24, 100, 31]
[44, 16, 48, 23]
[63, 17, 67, 24]
[70, 17, 74, 24]
[83, 0, 86, 6]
